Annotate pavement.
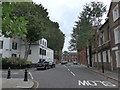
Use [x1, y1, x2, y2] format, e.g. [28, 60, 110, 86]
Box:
[2, 78, 34, 89]
[0, 69, 34, 89]
[81, 64, 120, 83]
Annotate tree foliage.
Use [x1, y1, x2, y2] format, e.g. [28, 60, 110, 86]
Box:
[2, 2, 28, 38]
[2, 2, 65, 60]
[69, 1, 106, 51]
[42, 20, 65, 59]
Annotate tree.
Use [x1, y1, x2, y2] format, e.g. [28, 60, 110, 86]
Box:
[2, 2, 28, 38]
[2, 2, 65, 60]
[42, 21, 65, 60]
[69, 1, 106, 51]
[69, 1, 106, 67]
[12, 2, 50, 59]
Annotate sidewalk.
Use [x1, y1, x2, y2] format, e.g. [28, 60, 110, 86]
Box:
[81, 65, 120, 83]
[1, 78, 34, 89]
[0, 68, 35, 89]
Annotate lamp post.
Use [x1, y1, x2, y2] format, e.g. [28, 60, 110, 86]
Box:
[100, 32, 104, 73]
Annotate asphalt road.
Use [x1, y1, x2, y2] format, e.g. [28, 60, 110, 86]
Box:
[30, 64, 118, 88]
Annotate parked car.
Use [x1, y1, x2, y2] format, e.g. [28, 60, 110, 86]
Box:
[73, 61, 78, 65]
[36, 61, 50, 70]
[61, 61, 68, 65]
[49, 61, 55, 68]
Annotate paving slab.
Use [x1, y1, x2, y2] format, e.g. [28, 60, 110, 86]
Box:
[2, 78, 34, 89]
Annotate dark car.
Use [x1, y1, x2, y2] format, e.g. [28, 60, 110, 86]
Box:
[61, 61, 68, 65]
[49, 61, 55, 68]
[36, 61, 50, 70]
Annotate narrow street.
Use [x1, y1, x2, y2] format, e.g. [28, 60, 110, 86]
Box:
[31, 64, 118, 88]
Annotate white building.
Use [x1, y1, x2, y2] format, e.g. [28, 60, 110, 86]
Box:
[0, 36, 54, 63]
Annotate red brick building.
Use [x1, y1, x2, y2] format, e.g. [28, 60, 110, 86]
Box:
[87, 1, 120, 71]
[78, 50, 88, 65]
[61, 52, 78, 62]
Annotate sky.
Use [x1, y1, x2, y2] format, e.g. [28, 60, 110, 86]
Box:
[32, 0, 111, 51]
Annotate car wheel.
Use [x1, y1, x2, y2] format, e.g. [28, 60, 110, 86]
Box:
[45, 66, 47, 70]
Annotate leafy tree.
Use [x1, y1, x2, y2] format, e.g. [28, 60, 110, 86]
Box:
[2, 2, 28, 38]
[2, 2, 65, 60]
[42, 21, 65, 60]
[13, 2, 49, 59]
[69, 1, 106, 51]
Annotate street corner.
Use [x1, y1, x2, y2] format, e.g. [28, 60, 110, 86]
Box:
[2, 78, 34, 89]
[16, 79, 34, 89]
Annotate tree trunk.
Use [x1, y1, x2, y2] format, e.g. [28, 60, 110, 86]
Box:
[89, 45, 92, 67]
[24, 40, 31, 60]
[59, 49, 62, 61]
[77, 49, 81, 64]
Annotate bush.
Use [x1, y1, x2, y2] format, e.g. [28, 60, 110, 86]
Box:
[1, 57, 33, 69]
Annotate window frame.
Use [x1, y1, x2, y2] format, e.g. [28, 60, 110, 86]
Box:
[114, 25, 120, 44]
[12, 42, 17, 50]
[113, 4, 119, 22]
[0, 41, 3, 49]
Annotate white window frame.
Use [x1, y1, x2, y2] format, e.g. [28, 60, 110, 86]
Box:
[95, 54, 97, 62]
[115, 51, 120, 68]
[103, 51, 106, 62]
[113, 4, 119, 22]
[108, 50, 111, 62]
[114, 25, 120, 44]
[98, 53, 101, 62]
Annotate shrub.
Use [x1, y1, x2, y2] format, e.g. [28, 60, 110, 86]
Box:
[1, 57, 33, 69]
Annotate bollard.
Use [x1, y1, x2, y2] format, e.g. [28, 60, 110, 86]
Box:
[7, 67, 11, 79]
[24, 68, 28, 81]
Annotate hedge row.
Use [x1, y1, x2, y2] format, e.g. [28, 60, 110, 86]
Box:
[0, 58, 32, 69]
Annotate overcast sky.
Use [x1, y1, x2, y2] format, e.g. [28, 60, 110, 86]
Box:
[32, 0, 111, 51]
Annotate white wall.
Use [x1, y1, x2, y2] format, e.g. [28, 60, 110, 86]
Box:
[28, 45, 39, 63]
[46, 48, 54, 62]
[0, 36, 54, 63]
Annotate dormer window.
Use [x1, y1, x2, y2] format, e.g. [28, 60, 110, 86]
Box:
[113, 4, 119, 22]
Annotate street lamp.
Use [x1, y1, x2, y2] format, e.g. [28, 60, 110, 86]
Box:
[100, 32, 104, 73]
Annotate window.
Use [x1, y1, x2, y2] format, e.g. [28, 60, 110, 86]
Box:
[12, 42, 17, 50]
[0, 54, 2, 58]
[43, 40, 44, 45]
[103, 51, 106, 62]
[113, 4, 119, 22]
[114, 25, 120, 44]
[98, 32, 104, 45]
[102, 32, 105, 43]
[43, 50, 46, 56]
[39, 48, 46, 56]
[12, 54, 17, 57]
[95, 54, 97, 62]
[98, 53, 101, 62]
[40, 48, 42, 55]
[108, 50, 111, 62]
[116, 51, 120, 68]
[45, 42, 47, 46]
[0, 41, 3, 49]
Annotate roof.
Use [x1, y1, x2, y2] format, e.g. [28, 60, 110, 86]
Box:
[99, 19, 109, 30]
